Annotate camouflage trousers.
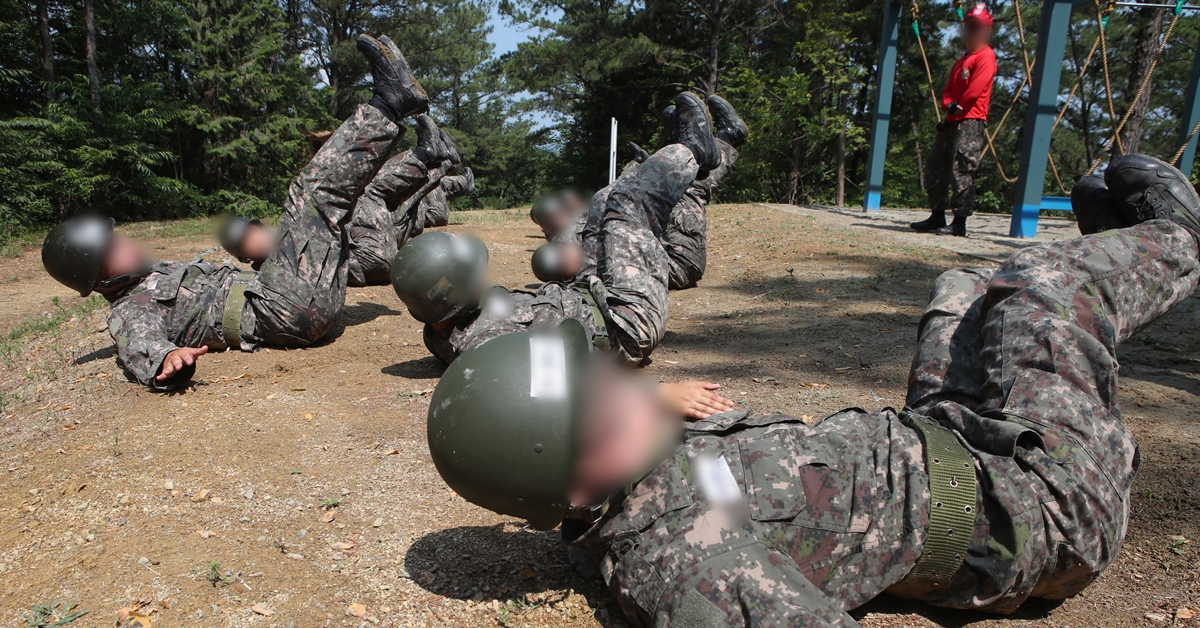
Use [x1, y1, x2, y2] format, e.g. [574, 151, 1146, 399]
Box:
[665, 140, 738, 290]
[896, 219, 1200, 611]
[242, 104, 401, 346]
[346, 150, 431, 287]
[420, 168, 473, 228]
[579, 221, 1200, 627]
[585, 143, 699, 364]
[925, 118, 985, 218]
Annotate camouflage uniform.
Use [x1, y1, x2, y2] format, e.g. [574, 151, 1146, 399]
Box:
[420, 167, 474, 229]
[107, 105, 402, 389]
[425, 144, 700, 365]
[346, 150, 432, 286]
[663, 140, 737, 289]
[925, 119, 985, 218]
[571, 220, 1200, 625]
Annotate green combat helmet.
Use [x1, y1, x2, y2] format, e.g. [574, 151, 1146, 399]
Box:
[218, 216, 262, 262]
[529, 194, 562, 228]
[427, 319, 593, 529]
[390, 231, 489, 323]
[530, 243, 571, 283]
[41, 215, 115, 297]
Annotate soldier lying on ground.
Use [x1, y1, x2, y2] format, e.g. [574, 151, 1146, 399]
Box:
[418, 165, 475, 229]
[217, 115, 459, 287]
[423, 154, 1200, 625]
[531, 95, 746, 290]
[388, 92, 735, 418]
[40, 34, 429, 390]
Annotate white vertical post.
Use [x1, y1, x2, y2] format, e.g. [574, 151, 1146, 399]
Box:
[609, 117, 618, 184]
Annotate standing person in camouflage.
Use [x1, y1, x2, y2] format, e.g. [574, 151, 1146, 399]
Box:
[423, 154, 1200, 625]
[911, 4, 996, 238]
[533, 94, 747, 290]
[392, 90, 723, 368]
[218, 114, 457, 287]
[39, 34, 429, 390]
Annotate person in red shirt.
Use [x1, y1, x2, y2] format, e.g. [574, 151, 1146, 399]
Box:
[911, 3, 997, 237]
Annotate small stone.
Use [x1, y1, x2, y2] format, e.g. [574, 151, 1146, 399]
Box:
[242, 488, 254, 500]
[163, 480, 174, 490]
[340, 488, 350, 496]
[372, 518, 383, 528]
[190, 489, 209, 502]
[1147, 613, 1169, 623]
[287, 552, 304, 560]
[257, 536, 267, 542]
[297, 529, 307, 538]
[380, 606, 391, 614]
[138, 556, 149, 565]
[251, 604, 273, 616]
[118, 496, 131, 505]
[346, 603, 366, 617]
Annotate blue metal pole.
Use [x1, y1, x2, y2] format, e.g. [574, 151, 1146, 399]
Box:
[1009, 0, 1078, 237]
[1176, 44, 1200, 176]
[863, 0, 903, 212]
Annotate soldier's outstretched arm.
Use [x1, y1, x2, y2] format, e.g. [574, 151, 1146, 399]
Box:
[651, 543, 859, 626]
[108, 293, 194, 391]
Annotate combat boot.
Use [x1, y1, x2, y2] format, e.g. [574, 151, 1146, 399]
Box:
[674, 92, 720, 172]
[910, 211, 947, 232]
[627, 142, 650, 163]
[660, 105, 679, 147]
[706, 94, 748, 147]
[933, 215, 967, 237]
[413, 115, 453, 166]
[1070, 175, 1127, 235]
[1105, 154, 1200, 238]
[356, 34, 428, 121]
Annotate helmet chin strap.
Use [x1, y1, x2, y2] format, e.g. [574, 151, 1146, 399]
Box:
[94, 262, 151, 296]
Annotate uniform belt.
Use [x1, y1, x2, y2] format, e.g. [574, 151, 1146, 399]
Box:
[222, 271, 255, 350]
[573, 286, 611, 351]
[898, 411, 978, 590]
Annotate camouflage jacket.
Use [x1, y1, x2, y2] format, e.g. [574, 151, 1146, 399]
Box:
[107, 261, 241, 390]
[423, 284, 603, 364]
[572, 408, 929, 627]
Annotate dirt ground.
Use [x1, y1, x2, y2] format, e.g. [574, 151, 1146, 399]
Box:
[0, 204, 1197, 627]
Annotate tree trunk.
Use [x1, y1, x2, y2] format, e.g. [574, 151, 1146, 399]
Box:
[85, 0, 100, 105]
[1117, 3, 1167, 156]
[705, 0, 722, 95]
[836, 93, 846, 207]
[912, 122, 925, 184]
[785, 134, 802, 204]
[38, 0, 54, 103]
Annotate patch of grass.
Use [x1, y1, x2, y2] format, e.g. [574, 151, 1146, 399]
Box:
[0, 240, 22, 257]
[320, 497, 340, 510]
[449, 208, 526, 226]
[23, 601, 87, 627]
[121, 216, 216, 240]
[2, 295, 108, 366]
[204, 561, 233, 587]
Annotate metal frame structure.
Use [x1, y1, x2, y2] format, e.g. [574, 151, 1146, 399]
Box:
[863, 0, 1200, 237]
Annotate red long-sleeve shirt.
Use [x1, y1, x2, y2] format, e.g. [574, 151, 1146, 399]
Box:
[942, 45, 996, 123]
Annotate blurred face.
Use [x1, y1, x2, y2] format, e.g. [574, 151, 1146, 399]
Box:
[963, 23, 991, 51]
[570, 366, 682, 506]
[239, 224, 273, 262]
[559, 243, 583, 278]
[99, 233, 150, 280]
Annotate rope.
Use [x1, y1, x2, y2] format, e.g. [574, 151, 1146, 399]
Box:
[1087, 4, 1184, 174]
[911, 2, 944, 122]
[1171, 116, 1200, 165]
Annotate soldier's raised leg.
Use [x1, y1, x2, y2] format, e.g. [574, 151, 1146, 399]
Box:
[911, 155, 1200, 611]
[904, 267, 994, 412]
[588, 92, 720, 364]
[245, 35, 427, 347]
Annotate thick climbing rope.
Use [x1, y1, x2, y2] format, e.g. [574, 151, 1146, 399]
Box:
[1086, 3, 1185, 174]
[1007, 0, 1073, 193]
[1171, 116, 1200, 165]
[911, 2, 945, 122]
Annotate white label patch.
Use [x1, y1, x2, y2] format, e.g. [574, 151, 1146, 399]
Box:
[529, 336, 568, 399]
[695, 455, 742, 505]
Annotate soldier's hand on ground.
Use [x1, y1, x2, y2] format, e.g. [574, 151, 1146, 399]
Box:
[659, 381, 734, 420]
[157, 346, 208, 381]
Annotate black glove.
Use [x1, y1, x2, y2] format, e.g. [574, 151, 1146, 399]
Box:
[947, 101, 963, 116]
[936, 120, 948, 133]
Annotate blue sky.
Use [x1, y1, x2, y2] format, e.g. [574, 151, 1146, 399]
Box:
[484, 6, 559, 129]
